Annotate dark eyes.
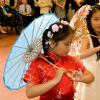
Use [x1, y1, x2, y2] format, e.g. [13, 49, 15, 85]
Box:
[92, 18, 100, 21]
[64, 42, 71, 46]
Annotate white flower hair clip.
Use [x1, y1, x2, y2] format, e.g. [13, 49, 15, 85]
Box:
[61, 20, 69, 25]
[52, 24, 59, 32]
[59, 25, 63, 29]
[45, 41, 49, 45]
[47, 31, 53, 38]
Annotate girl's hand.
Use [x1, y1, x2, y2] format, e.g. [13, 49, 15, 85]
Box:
[53, 68, 66, 83]
[72, 68, 84, 82]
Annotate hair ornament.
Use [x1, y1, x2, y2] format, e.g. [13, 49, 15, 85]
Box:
[61, 20, 69, 25]
[45, 40, 52, 45]
[51, 24, 59, 32]
[47, 31, 53, 38]
[59, 25, 63, 29]
[45, 41, 49, 45]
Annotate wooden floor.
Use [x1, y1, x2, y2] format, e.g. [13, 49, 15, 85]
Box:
[0, 33, 39, 100]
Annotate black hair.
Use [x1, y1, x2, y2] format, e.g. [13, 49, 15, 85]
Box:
[86, 4, 100, 60]
[42, 22, 74, 62]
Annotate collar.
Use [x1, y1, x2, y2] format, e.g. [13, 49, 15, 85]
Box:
[47, 51, 62, 63]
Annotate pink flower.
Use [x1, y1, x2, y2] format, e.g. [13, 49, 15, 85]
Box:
[47, 31, 53, 38]
[52, 24, 59, 32]
[59, 25, 63, 29]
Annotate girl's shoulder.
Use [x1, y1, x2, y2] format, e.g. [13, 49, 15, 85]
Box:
[31, 56, 48, 66]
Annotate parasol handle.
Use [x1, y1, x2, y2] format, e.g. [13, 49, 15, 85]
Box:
[74, 33, 100, 41]
[39, 55, 74, 80]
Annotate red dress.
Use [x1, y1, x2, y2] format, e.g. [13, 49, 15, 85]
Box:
[24, 51, 86, 100]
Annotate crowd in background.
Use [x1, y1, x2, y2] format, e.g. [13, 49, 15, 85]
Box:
[0, 0, 99, 34]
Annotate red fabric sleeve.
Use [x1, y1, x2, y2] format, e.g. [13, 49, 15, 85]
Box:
[23, 60, 41, 84]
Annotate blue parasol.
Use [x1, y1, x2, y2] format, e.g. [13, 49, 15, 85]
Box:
[3, 13, 59, 90]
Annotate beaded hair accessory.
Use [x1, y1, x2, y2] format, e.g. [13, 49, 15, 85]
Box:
[47, 20, 69, 39]
[45, 20, 69, 45]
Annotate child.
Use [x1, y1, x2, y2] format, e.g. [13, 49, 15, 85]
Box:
[23, 21, 94, 100]
[70, 4, 100, 100]
[19, 0, 33, 27]
[78, 4, 100, 100]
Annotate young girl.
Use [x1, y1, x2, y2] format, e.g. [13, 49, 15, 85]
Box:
[78, 4, 100, 100]
[23, 21, 94, 100]
[70, 4, 100, 100]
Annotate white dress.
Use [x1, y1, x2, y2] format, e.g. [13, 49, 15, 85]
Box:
[69, 5, 100, 100]
[75, 35, 100, 100]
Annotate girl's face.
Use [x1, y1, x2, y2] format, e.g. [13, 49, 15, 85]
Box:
[50, 34, 73, 56]
[91, 10, 100, 35]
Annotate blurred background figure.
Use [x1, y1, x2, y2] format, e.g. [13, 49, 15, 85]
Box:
[0, 0, 14, 34]
[70, 3, 100, 100]
[0, 0, 23, 35]
[34, 0, 53, 15]
[5, 0, 18, 9]
[19, 0, 33, 28]
[53, 0, 66, 20]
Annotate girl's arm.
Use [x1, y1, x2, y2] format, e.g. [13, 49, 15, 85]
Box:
[26, 68, 65, 98]
[80, 36, 90, 54]
[26, 79, 58, 98]
[79, 36, 100, 59]
[82, 70, 94, 84]
[73, 69, 94, 84]
[80, 46, 100, 59]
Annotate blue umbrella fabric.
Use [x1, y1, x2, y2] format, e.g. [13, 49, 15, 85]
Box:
[3, 13, 59, 90]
